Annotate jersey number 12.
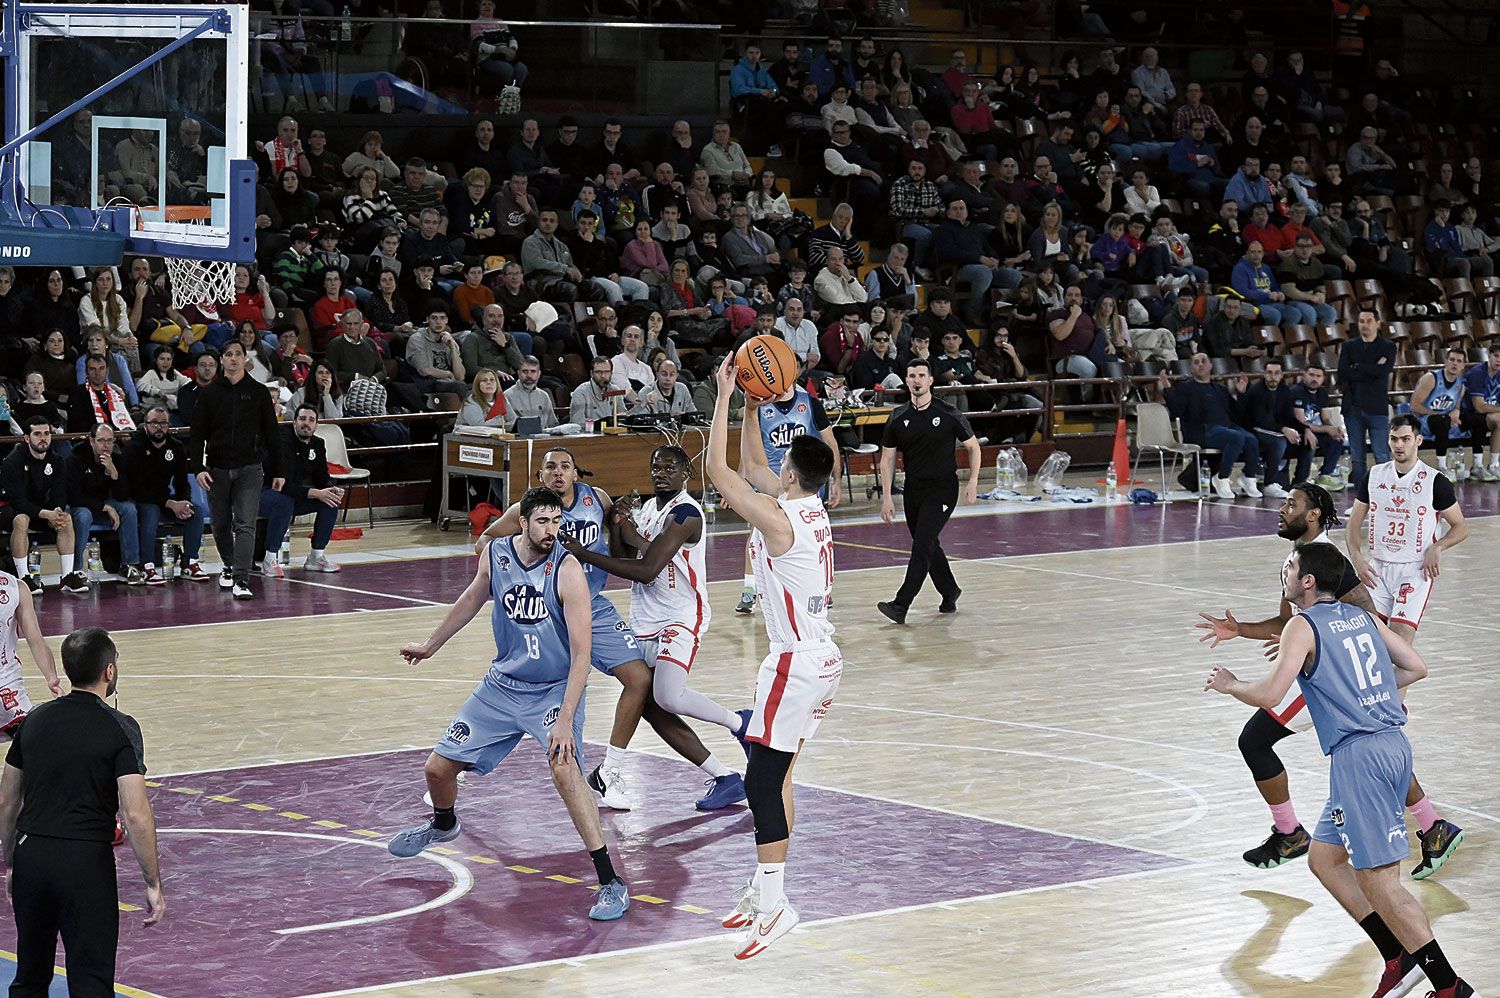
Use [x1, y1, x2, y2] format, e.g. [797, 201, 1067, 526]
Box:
[1341, 633, 1384, 690]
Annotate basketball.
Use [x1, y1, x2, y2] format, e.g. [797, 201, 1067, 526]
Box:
[735, 335, 799, 401]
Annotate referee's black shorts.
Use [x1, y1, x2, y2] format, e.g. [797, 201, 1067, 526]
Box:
[10, 833, 119, 998]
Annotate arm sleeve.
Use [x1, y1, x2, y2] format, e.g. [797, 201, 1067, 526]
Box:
[111, 713, 147, 777]
[1432, 474, 1456, 511]
[1356, 470, 1371, 504]
[281, 435, 310, 500]
[6, 729, 20, 768]
[951, 408, 976, 441]
[809, 394, 831, 431]
[880, 414, 900, 448]
[261, 394, 282, 478]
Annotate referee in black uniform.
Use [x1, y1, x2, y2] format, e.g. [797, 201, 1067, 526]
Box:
[877, 358, 982, 624]
[0, 626, 163, 996]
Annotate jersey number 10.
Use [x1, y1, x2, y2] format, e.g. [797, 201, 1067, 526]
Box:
[1341, 633, 1384, 690]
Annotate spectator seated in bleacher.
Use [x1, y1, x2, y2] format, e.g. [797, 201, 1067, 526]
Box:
[1276, 233, 1341, 324]
[309, 267, 358, 352]
[458, 368, 508, 432]
[254, 403, 344, 578]
[80, 268, 140, 378]
[404, 302, 468, 398]
[1287, 364, 1348, 488]
[730, 43, 784, 157]
[865, 242, 917, 305]
[287, 361, 342, 420]
[0, 416, 85, 595]
[451, 260, 496, 329]
[459, 304, 525, 384]
[1345, 128, 1403, 198]
[502, 355, 557, 431]
[1238, 359, 1299, 499]
[1168, 120, 1227, 203]
[1160, 352, 1263, 499]
[1425, 200, 1496, 279]
[822, 120, 884, 232]
[700, 120, 753, 193]
[520, 209, 584, 303]
[66, 353, 135, 435]
[126, 405, 208, 583]
[135, 346, 186, 416]
[445, 169, 500, 260]
[470, 0, 527, 94]
[722, 204, 782, 281]
[1224, 157, 1272, 212]
[811, 245, 868, 312]
[1231, 241, 1311, 327]
[631, 359, 695, 415]
[569, 355, 619, 424]
[399, 209, 465, 287]
[26, 333, 76, 407]
[930, 198, 1018, 327]
[1201, 297, 1261, 364]
[343, 130, 402, 187]
[508, 119, 562, 208]
[1274, 50, 1343, 126]
[67, 421, 142, 583]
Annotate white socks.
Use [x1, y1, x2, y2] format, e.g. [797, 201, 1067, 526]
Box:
[756, 863, 786, 911]
[59, 554, 74, 574]
[699, 754, 732, 779]
[13, 557, 25, 576]
[604, 744, 625, 771]
[742, 574, 755, 593]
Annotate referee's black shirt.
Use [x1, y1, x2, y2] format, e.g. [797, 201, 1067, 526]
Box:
[880, 399, 975, 482]
[5, 692, 146, 842]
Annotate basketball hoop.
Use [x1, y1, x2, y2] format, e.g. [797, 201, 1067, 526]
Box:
[156, 208, 238, 310]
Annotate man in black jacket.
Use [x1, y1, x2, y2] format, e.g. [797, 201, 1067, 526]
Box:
[189, 340, 283, 600]
[1337, 307, 1397, 488]
[0, 416, 85, 595]
[1236, 360, 1298, 498]
[126, 404, 209, 584]
[255, 405, 344, 578]
[66, 423, 143, 586]
[1158, 353, 1263, 500]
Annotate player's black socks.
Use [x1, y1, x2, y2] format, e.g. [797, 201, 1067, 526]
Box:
[432, 806, 457, 832]
[1412, 940, 1457, 990]
[1357, 912, 1403, 962]
[590, 846, 617, 886]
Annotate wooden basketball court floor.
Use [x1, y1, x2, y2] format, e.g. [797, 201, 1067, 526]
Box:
[1, 482, 1495, 997]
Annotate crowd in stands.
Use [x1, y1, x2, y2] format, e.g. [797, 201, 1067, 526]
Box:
[10, 11, 1500, 568]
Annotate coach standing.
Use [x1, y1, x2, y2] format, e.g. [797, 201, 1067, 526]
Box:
[0, 626, 163, 995]
[876, 358, 981, 624]
[189, 339, 282, 601]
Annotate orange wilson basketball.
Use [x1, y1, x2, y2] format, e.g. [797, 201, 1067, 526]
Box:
[735, 334, 799, 401]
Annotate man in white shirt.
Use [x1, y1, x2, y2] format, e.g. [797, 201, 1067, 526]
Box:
[609, 325, 652, 398]
[813, 245, 868, 307]
[774, 297, 821, 372]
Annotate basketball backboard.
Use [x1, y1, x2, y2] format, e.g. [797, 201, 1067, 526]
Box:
[1, 3, 255, 263]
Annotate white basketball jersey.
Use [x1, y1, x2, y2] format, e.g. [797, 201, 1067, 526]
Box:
[0, 574, 30, 728]
[749, 493, 836, 646]
[629, 491, 710, 634]
[1366, 460, 1444, 564]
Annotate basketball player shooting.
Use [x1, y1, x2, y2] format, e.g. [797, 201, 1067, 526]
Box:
[707, 356, 842, 960]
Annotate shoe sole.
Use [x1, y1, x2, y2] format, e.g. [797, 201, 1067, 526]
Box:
[1243, 846, 1308, 869]
[695, 789, 748, 811]
[722, 911, 754, 929]
[1411, 827, 1466, 880]
[587, 769, 632, 811]
[876, 603, 907, 624]
[587, 901, 629, 921]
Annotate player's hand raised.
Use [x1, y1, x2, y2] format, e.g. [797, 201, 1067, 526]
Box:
[1204, 665, 1238, 694]
[1195, 609, 1240, 647]
[400, 642, 433, 665]
[715, 354, 738, 396]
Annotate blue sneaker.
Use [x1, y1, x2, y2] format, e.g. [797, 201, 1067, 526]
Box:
[733, 709, 755, 758]
[589, 877, 631, 921]
[695, 773, 747, 810]
[387, 817, 462, 858]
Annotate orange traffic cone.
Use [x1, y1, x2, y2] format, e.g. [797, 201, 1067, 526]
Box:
[1111, 416, 1133, 485]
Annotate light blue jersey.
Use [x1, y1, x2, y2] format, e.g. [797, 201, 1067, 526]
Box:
[487, 536, 574, 685]
[1421, 368, 1466, 415]
[563, 483, 610, 598]
[1295, 599, 1406, 756]
[758, 387, 821, 474]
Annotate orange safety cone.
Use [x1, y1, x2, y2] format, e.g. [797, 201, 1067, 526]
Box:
[1111, 416, 1134, 485]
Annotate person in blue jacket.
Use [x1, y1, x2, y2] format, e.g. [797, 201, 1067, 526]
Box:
[730, 43, 783, 157]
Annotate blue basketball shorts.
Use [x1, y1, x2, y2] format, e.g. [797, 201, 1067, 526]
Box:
[1311, 728, 1414, 870]
[434, 675, 587, 776]
[590, 594, 643, 676]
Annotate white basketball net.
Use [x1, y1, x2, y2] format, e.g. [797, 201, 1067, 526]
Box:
[163, 256, 237, 311]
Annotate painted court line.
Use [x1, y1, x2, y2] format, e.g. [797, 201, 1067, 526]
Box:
[294, 861, 1211, 998]
[156, 828, 474, 935]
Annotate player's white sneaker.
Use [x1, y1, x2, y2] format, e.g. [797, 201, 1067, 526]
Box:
[587, 764, 633, 810]
[422, 770, 467, 807]
[721, 879, 759, 928]
[732, 901, 799, 960]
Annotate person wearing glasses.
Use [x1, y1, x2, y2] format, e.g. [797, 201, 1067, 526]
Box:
[850, 327, 900, 391]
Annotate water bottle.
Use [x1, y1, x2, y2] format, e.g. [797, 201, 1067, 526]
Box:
[86, 540, 103, 582]
[1105, 461, 1118, 499]
[278, 537, 292, 567]
[162, 542, 179, 580]
[1197, 459, 1211, 497]
[26, 542, 40, 578]
[702, 485, 718, 524]
[995, 454, 1016, 492]
[340, 3, 352, 42]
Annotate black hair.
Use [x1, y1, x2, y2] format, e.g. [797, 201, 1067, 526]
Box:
[786, 434, 835, 492]
[23, 413, 50, 430]
[1291, 541, 1347, 597]
[1356, 306, 1379, 322]
[906, 357, 933, 374]
[294, 403, 320, 420]
[519, 486, 563, 520]
[1290, 481, 1341, 529]
[1390, 413, 1422, 435]
[87, 421, 114, 440]
[61, 626, 116, 687]
[540, 446, 592, 478]
[652, 444, 692, 470]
